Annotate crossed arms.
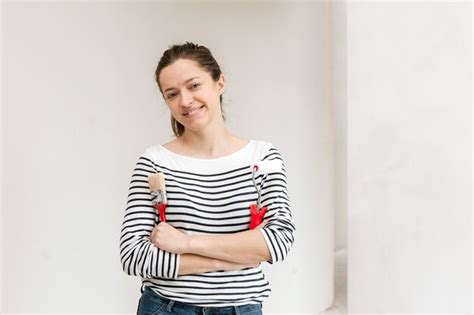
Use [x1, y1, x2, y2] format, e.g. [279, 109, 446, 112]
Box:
[120, 149, 295, 279]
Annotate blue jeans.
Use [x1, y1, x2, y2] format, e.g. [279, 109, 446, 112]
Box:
[137, 286, 263, 315]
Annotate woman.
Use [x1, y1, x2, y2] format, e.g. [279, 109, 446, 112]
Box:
[119, 42, 295, 315]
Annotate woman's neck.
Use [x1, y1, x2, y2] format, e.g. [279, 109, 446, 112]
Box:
[178, 127, 239, 159]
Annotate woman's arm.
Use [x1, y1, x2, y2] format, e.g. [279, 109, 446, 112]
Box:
[120, 153, 181, 279]
[150, 222, 270, 265]
[178, 254, 258, 275]
[149, 144, 295, 266]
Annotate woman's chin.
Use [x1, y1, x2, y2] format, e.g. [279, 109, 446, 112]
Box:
[181, 122, 207, 134]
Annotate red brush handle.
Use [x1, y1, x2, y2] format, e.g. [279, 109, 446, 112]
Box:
[249, 204, 267, 229]
[154, 203, 167, 223]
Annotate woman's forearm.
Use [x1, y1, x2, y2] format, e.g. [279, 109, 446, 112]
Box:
[186, 229, 271, 264]
[181, 229, 271, 264]
[178, 254, 257, 275]
[150, 222, 271, 265]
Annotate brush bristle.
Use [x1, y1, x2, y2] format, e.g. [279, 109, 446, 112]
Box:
[148, 173, 166, 192]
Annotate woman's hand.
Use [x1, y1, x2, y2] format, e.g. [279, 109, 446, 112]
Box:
[149, 222, 190, 254]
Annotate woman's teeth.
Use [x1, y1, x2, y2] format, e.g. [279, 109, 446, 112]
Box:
[185, 106, 203, 116]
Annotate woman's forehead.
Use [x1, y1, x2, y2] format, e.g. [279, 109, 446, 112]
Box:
[159, 59, 211, 90]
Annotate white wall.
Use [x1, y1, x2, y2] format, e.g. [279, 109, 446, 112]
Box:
[2, 1, 333, 314]
[0, 1, 3, 312]
[331, 0, 347, 253]
[347, 2, 472, 313]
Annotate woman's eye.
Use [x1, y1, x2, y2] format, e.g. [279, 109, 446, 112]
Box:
[166, 93, 176, 99]
[190, 83, 200, 89]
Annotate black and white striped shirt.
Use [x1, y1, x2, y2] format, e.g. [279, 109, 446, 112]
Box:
[119, 139, 295, 306]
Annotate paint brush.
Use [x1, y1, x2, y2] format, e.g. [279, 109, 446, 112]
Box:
[148, 172, 167, 223]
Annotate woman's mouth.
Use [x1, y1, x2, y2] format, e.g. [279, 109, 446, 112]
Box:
[183, 106, 205, 117]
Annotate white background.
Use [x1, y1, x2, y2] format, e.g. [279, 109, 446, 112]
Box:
[347, 1, 472, 313]
[2, 1, 472, 314]
[1, 1, 334, 314]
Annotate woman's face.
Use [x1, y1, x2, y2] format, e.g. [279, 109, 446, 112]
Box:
[159, 58, 225, 134]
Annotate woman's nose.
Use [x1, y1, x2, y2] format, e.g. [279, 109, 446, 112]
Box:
[179, 90, 193, 107]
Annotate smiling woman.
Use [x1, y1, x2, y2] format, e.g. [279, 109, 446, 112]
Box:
[119, 42, 296, 315]
[156, 43, 226, 140]
[158, 58, 225, 138]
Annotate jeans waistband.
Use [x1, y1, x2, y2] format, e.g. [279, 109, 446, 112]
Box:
[143, 286, 262, 315]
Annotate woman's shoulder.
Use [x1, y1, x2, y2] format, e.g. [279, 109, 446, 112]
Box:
[160, 139, 182, 154]
[250, 138, 273, 148]
[142, 139, 185, 156]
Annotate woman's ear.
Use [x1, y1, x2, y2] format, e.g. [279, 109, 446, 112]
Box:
[217, 74, 226, 95]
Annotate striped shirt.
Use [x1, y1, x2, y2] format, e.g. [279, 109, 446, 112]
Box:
[119, 139, 295, 306]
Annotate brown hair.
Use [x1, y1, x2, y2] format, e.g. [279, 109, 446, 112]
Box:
[155, 42, 225, 137]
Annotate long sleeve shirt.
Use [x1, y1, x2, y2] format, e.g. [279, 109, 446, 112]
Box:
[119, 139, 295, 306]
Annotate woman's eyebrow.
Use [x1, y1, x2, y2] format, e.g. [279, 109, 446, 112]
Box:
[163, 76, 200, 93]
